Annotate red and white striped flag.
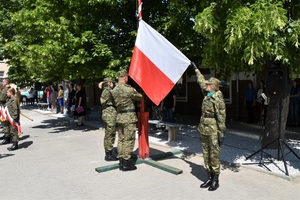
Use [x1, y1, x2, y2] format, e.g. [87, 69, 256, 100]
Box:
[129, 20, 191, 106]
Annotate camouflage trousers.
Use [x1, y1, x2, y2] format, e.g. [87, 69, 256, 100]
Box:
[103, 121, 117, 152]
[102, 107, 117, 152]
[200, 133, 221, 174]
[117, 123, 136, 160]
[2, 120, 19, 142]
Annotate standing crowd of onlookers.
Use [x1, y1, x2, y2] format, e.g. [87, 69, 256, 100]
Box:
[244, 79, 300, 127]
[44, 83, 79, 117]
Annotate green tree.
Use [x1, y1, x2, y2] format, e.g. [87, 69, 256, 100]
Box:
[0, 0, 116, 86]
[194, 0, 300, 147]
[0, 0, 205, 86]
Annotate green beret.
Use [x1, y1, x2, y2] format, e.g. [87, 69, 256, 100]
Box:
[118, 69, 128, 77]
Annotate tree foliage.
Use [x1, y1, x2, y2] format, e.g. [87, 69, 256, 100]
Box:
[194, 0, 300, 78]
[0, 0, 205, 87]
[194, 0, 300, 145]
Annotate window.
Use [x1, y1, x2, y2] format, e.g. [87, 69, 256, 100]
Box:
[220, 80, 231, 104]
[0, 71, 4, 83]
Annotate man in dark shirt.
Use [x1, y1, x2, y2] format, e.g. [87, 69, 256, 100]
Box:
[68, 84, 76, 116]
[162, 88, 176, 123]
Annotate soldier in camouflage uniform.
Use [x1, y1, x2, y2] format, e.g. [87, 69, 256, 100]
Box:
[192, 63, 226, 191]
[5, 88, 20, 151]
[0, 78, 11, 145]
[111, 70, 142, 171]
[99, 77, 118, 161]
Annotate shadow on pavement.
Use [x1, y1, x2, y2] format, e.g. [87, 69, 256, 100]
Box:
[31, 118, 99, 133]
[19, 135, 30, 141]
[18, 141, 33, 149]
[0, 153, 14, 159]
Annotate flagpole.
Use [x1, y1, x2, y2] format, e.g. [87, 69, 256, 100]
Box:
[136, 0, 150, 159]
[138, 0, 142, 20]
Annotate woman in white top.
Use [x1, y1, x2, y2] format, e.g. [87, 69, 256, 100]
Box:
[256, 80, 265, 122]
[64, 85, 69, 114]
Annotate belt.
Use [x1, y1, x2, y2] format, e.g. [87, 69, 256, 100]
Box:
[118, 109, 135, 114]
[202, 113, 216, 118]
[104, 105, 116, 109]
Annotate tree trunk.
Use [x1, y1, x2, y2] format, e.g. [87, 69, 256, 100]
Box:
[263, 96, 289, 149]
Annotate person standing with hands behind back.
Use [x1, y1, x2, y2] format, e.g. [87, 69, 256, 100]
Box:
[111, 70, 142, 171]
[191, 62, 226, 191]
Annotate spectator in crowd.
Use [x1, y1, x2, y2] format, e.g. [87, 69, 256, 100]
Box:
[50, 85, 58, 114]
[244, 81, 256, 123]
[44, 86, 52, 110]
[74, 83, 86, 126]
[28, 87, 35, 106]
[161, 87, 176, 123]
[68, 84, 76, 117]
[57, 85, 64, 114]
[34, 88, 38, 104]
[261, 93, 270, 125]
[289, 80, 300, 127]
[256, 80, 265, 123]
[64, 84, 69, 114]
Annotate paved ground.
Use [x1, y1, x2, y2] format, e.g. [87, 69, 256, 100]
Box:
[0, 106, 300, 200]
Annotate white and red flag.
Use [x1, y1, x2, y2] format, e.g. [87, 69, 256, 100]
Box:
[129, 20, 191, 106]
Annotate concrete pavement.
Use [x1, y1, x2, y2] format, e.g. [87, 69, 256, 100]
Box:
[0, 106, 300, 200]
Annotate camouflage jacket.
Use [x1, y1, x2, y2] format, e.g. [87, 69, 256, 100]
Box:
[0, 86, 10, 106]
[100, 87, 117, 124]
[196, 69, 226, 137]
[100, 87, 115, 109]
[111, 82, 142, 124]
[7, 96, 20, 122]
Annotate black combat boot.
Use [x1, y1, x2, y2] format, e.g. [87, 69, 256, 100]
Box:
[119, 158, 123, 170]
[104, 151, 118, 161]
[0, 137, 10, 145]
[7, 142, 18, 151]
[200, 172, 213, 188]
[121, 158, 137, 171]
[208, 174, 219, 191]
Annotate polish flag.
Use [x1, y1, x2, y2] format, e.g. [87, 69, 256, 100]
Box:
[129, 20, 191, 106]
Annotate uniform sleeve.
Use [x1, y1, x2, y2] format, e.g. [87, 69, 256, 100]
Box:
[100, 89, 110, 106]
[195, 69, 206, 93]
[130, 88, 143, 101]
[0, 88, 7, 102]
[9, 99, 20, 122]
[214, 92, 226, 136]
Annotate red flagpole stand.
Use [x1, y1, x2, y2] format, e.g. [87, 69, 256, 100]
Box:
[138, 93, 149, 159]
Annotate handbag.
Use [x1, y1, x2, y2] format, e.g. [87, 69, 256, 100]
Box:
[76, 106, 84, 113]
